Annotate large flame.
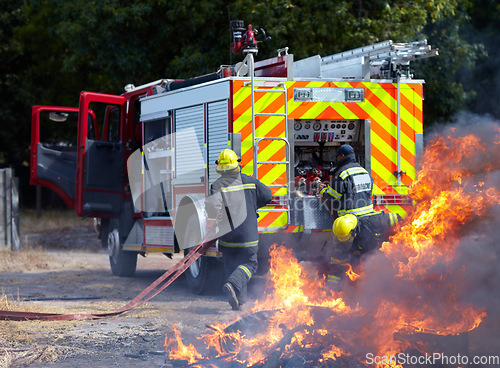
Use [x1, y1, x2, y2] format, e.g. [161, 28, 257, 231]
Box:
[165, 122, 500, 367]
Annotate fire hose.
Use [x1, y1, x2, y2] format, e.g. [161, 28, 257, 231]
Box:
[0, 230, 215, 321]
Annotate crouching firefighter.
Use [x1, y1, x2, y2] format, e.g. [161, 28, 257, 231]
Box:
[205, 149, 272, 310]
[325, 210, 402, 287]
[332, 211, 403, 259]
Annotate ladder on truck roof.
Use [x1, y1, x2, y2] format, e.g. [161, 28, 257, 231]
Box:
[239, 52, 291, 228]
[294, 39, 438, 80]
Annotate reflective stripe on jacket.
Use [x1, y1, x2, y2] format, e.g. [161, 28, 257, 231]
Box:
[321, 153, 373, 217]
[353, 210, 402, 254]
[206, 172, 272, 247]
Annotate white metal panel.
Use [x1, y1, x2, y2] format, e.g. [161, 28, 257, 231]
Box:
[141, 80, 230, 121]
[207, 100, 228, 186]
[145, 225, 174, 245]
[293, 55, 321, 78]
[175, 105, 205, 183]
[123, 220, 143, 246]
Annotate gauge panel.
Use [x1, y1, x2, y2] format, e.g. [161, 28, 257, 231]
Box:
[293, 119, 361, 142]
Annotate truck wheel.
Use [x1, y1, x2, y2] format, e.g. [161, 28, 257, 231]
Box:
[99, 218, 109, 249]
[181, 214, 224, 295]
[107, 220, 137, 277]
[184, 249, 224, 295]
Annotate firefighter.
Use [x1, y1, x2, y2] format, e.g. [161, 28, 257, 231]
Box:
[324, 211, 401, 288]
[319, 144, 374, 217]
[332, 211, 402, 257]
[205, 149, 272, 310]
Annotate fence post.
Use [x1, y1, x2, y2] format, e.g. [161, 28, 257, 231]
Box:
[0, 168, 20, 251]
[12, 174, 20, 251]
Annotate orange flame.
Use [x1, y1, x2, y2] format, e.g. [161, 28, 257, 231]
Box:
[164, 323, 203, 364]
[165, 245, 351, 366]
[345, 263, 361, 281]
[165, 123, 500, 367]
[369, 126, 499, 358]
[382, 130, 500, 279]
[198, 322, 241, 357]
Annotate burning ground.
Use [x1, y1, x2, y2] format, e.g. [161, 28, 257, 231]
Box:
[164, 117, 500, 368]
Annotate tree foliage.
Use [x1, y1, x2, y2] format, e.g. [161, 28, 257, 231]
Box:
[459, 0, 500, 118]
[0, 0, 498, 203]
[413, 0, 488, 124]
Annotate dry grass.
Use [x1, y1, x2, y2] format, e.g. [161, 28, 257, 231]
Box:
[0, 247, 94, 273]
[0, 291, 87, 368]
[0, 246, 49, 273]
[0, 291, 162, 368]
[0, 209, 165, 368]
[0, 293, 154, 368]
[0, 210, 97, 368]
[0, 208, 99, 273]
[20, 208, 94, 234]
[0, 345, 81, 368]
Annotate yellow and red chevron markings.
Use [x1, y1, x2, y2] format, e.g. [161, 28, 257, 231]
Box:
[232, 79, 423, 229]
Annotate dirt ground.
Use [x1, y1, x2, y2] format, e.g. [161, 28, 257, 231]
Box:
[0, 224, 267, 368]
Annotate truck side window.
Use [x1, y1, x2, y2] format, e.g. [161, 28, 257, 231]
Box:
[40, 111, 78, 152]
[142, 117, 172, 216]
[107, 107, 120, 142]
[87, 102, 121, 142]
[87, 113, 96, 140]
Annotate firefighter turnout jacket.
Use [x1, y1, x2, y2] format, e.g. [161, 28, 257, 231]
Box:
[206, 172, 272, 247]
[352, 210, 402, 255]
[320, 153, 374, 217]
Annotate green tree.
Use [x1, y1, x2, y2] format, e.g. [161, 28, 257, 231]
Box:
[413, 0, 487, 125]
[42, 0, 231, 87]
[0, 0, 493, 205]
[0, 0, 30, 166]
[226, 0, 459, 60]
[460, 0, 500, 119]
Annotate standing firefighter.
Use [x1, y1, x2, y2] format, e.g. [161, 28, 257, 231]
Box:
[320, 144, 374, 217]
[205, 149, 272, 310]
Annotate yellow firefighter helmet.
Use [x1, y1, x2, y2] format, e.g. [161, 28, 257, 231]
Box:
[216, 149, 240, 173]
[332, 214, 358, 242]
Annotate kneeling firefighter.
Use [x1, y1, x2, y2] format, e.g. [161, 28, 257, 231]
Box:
[205, 149, 272, 310]
[325, 211, 402, 287]
[332, 211, 402, 257]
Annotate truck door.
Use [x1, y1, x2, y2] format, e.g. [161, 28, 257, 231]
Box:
[30, 106, 81, 209]
[75, 92, 127, 217]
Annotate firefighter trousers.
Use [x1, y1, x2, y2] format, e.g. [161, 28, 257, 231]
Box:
[220, 245, 258, 305]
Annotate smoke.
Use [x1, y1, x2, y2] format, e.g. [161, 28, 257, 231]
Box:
[446, 114, 500, 357]
[338, 114, 500, 357]
[426, 114, 500, 309]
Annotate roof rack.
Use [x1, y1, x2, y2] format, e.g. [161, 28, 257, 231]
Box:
[294, 40, 438, 80]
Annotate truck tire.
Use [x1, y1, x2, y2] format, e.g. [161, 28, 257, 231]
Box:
[98, 218, 109, 249]
[180, 214, 224, 295]
[107, 219, 137, 277]
[184, 249, 224, 295]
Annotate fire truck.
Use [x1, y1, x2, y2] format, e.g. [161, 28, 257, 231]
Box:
[30, 23, 437, 293]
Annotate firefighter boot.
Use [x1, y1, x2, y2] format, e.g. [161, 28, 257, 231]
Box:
[223, 282, 240, 310]
[238, 283, 248, 307]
